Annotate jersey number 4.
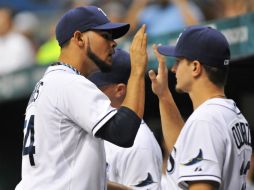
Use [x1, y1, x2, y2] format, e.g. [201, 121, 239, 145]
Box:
[23, 115, 36, 166]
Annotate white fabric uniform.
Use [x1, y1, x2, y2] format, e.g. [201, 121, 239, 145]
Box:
[166, 98, 252, 190]
[15, 64, 117, 190]
[105, 121, 162, 189]
[161, 174, 171, 190]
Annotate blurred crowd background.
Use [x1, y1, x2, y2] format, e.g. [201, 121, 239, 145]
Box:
[1, 0, 254, 74]
[1, 0, 254, 189]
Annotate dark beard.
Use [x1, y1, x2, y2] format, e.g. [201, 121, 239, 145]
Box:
[87, 46, 112, 73]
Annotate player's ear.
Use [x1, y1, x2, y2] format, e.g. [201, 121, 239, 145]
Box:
[115, 84, 126, 98]
[73, 31, 85, 47]
[192, 60, 202, 77]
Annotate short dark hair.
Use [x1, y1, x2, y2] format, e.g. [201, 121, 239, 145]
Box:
[60, 39, 70, 48]
[202, 64, 229, 87]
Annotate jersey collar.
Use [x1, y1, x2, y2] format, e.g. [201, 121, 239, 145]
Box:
[50, 62, 81, 75]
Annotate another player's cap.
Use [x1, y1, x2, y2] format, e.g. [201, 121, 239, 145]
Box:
[56, 6, 130, 47]
[158, 25, 230, 67]
[88, 48, 130, 87]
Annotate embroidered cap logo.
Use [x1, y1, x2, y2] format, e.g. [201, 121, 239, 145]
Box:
[97, 8, 107, 17]
[176, 32, 183, 44]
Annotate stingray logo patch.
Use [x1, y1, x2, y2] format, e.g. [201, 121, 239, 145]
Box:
[181, 149, 204, 166]
[134, 173, 155, 187]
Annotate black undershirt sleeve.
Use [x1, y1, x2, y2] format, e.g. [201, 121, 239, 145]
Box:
[95, 106, 141, 148]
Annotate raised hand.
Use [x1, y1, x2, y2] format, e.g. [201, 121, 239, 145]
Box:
[122, 25, 147, 119]
[149, 44, 169, 98]
[149, 44, 183, 153]
[129, 24, 148, 76]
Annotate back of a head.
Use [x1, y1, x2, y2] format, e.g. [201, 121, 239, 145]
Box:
[88, 48, 131, 87]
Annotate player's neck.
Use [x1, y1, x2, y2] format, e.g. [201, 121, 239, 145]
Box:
[190, 84, 225, 110]
[58, 51, 85, 76]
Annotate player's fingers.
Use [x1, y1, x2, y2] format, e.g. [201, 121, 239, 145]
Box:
[148, 70, 157, 82]
[136, 24, 146, 38]
[132, 25, 145, 48]
[152, 44, 168, 73]
[152, 45, 164, 63]
[140, 25, 146, 49]
[152, 44, 164, 61]
[141, 33, 147, 50]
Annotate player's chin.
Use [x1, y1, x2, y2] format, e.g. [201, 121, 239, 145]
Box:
[175, 86, 185, 94]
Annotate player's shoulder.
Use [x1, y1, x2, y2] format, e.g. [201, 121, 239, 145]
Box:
[43, 65, 96, 88]
[133, 121, 160, 149]
[186, 98, 243, 132]
[192, 98, 238, 118]
[136, 121, 153, 141]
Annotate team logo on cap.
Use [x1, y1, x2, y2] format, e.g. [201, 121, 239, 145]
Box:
[97, 8, 108, 17]
[176, 32, 183, 44]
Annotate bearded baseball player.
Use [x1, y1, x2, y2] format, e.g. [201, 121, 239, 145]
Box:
[89, 48, 162, 190]
[15, 6, 148, 190]
[149, 25, 252, 189]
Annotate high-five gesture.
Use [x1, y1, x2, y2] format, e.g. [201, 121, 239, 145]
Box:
[122, 25, 148, 119]
[149, 44, 169, 98]
[149, 44, 183, 153]
[130, 24, 148, 76]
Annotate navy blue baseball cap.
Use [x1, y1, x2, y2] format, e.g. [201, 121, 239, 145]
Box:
[158, 26, 230, 67]
[56, 6, 130, 47]
[88, 48, 130, 87]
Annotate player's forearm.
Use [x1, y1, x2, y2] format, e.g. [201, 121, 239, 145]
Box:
[159, 89, 184, 153]
[189, 180, 218, 190]
[122, 74, 145, 119]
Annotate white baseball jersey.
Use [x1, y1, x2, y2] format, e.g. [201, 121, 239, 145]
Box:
[166, 98, 252, 189]
[105, 121, 162, 189]
[15, 64, 117, 190]
[161, 174, 171, 190]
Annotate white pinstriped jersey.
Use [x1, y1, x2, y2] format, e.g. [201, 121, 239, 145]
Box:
[15, 64, 117, 190]
[166, 98, 252, 189]
[105, 121, 162, 189]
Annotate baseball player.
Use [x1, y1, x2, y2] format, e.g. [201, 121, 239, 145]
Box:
[15, 6, 148, 190]
[88, 48, 163, 190]
[149, 25, 252, 189]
